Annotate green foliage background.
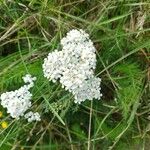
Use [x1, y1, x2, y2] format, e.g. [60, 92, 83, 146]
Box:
[0, 0, 150, 150]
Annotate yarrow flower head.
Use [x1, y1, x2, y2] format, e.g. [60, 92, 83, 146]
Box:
[0, 74, 41, 122]
[24, 111, 41, 122]
[43, 29, 102, 103]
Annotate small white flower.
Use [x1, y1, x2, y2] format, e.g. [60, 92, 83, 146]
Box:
[22, 74, 36, 84]
[24, 111, 41, 122]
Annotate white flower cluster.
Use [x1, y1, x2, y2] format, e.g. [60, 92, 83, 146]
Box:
[73, 77, 102, 103]
[43, 29, 102, 103]
[0, 74, 41, 122]
[24, 111, 41, 122]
